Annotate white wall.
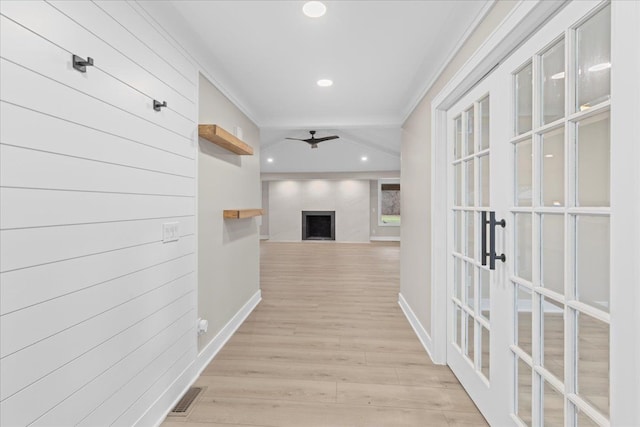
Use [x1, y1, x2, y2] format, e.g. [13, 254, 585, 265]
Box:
[400, 1, 518, 348]
[197, 74, 261, 351]
[0, 1, 197, 426]
[268, 180, 369, 242]
[0, 1, 262, 426]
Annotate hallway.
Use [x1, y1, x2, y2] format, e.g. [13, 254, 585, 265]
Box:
[162, 242, 487, 426]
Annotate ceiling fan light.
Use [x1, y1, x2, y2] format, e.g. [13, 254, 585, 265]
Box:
[317, 79, 333, 87]
[303, 1, 326, 18]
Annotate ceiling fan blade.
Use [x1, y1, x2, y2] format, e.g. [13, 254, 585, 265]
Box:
[285, 137, 306, 141]
[312, 135, 340, 143]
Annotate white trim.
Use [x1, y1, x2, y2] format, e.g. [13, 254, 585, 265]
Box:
[135, 355, 197, 427]
[265, 240, 371, 244]
[194, 290, 262, 377]
[377, 178, 401, 227]
[133, 1, 261, 126]
[398, 293, 436, 363]
[261, 171, 400, 182]
[430, 107, 449, 365]
[400, 1, 497, 123]
[141, 290, 262, 427]
[431, 0, 568, 111]
[259, 235, 270, 241]
[370, 236, 400, 242]
[610, 1, 640, 425]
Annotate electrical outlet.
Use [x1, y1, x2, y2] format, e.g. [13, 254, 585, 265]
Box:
[163, 222, 180, 243]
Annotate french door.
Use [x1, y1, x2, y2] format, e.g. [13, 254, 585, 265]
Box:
[445, 1, 637, 425]
[447, 62, 511, 425]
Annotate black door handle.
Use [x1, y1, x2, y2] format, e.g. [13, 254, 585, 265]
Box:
[481, 210, 506, 270]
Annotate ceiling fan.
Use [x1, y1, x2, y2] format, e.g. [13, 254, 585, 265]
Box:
[286, 130, 339, 149]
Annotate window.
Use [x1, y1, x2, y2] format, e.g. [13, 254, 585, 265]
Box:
[378, 178, 400, 226]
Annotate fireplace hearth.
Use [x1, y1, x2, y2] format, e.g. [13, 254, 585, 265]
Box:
[302, 211, 335, 240]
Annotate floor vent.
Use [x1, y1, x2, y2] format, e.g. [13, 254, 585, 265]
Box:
[168, 386, 204, 417]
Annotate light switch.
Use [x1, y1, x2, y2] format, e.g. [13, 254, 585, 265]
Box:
[163, 222, 180, 243]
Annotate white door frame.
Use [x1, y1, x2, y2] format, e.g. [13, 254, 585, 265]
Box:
[431, 1, 640, 425]
[609, 1, 640, 423]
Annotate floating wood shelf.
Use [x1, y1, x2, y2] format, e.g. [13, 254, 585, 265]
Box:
[223, 209, 264, 219]
[198, 124, 254, 155]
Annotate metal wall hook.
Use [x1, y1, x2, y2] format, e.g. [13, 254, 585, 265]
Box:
[153, 100, 167, 111]
[481, 211, 506, 270]
[72, 54, 94, 73]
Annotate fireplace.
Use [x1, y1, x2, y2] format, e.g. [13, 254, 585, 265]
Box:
[302, 211, 335, 241]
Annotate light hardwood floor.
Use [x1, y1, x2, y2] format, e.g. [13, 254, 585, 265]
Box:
[162, 242, 487, 427]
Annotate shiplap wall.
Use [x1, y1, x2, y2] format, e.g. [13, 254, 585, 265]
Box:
[0, 1, 198, 425]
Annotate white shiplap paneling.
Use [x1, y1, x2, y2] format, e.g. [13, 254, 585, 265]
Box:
[0, 0, 196, 119]
[0, 15, 195, 139]
[1, 232, 195, 315]
[35, 310, 195, 427]
[0, 217, 195, 273]
[0, 188, 194, 229]
[0, 58, 194, 159]
[0, 0, 197, 425]
[0, 144, 195, 197]
[1, 101, 195, 178]
[48, 0, 196, 101]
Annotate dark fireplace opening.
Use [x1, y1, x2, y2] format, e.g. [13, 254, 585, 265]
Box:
[302, 211, 335, 241]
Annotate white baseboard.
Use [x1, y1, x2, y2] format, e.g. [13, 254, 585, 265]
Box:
[370, 236, 400, 242]
[142, 289, 262, 427]
[136, 356, 196, 427]
[267, 239, 370, 244]
[260, 235, 269, 240]
[194, 289, 262, 376]
[398, 292, 436, 363]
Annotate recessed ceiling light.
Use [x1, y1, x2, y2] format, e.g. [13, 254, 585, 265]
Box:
[545, 154, 554, 158]
[361, 156, 368, 162]
[267, 157, 274, 163]
[303, 1, 326, 18]
[317, 79, 333, 87]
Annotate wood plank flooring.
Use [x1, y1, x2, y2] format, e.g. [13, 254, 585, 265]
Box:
[162, 242, 487, 427]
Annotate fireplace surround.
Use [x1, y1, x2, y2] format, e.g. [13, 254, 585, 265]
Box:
[301, 211, 335, 240]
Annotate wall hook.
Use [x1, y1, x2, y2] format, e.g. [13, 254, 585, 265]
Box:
[72, 54, 94, 73]
[153, 100, 167, 111]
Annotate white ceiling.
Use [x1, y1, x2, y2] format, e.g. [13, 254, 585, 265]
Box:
[260, 127, 401, 173]
[172, 0, 490, 173]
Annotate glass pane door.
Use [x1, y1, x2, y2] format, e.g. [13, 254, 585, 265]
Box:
[510, 4, 611, 426]
[451, 93, 492, 384]
[443, 1, 637, 425]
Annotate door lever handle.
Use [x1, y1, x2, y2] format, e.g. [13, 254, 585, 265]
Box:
[482, 211, 506, 270]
